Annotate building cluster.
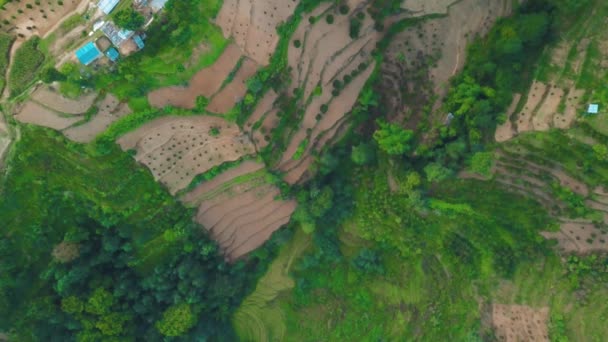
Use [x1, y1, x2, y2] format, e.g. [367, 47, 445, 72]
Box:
[75, 0, 168, 66]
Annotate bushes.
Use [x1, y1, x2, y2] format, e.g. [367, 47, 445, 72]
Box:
[8, 36, 44, 96]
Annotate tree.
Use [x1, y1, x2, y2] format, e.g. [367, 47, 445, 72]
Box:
[85, 288, 114, 316]
[373, 120, 414, 155]
[40, 67, 66, 83]
[351, 142, 375, 165]
[195, 96, 208, 112]
[470, 152, 494, 176]
[113, 8, 145, 31]
[155, 303, 197, 337]
[61, 296, 84, 315]
[424, 163, 453, 182]
[592, 144, 608, 161]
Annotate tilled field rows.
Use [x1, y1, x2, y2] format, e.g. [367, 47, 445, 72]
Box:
[181, 162, 296, 261]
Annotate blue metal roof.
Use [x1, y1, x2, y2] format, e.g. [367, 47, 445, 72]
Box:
[76, 42, 101, 65]
[133, 35, 145, 49]
[106, 47, 120, 62]
[98, 0, 120, 14]
[588, 104, 599, 114]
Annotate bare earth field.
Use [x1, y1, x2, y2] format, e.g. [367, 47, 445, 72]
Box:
[215, 0, 300, 65]
[117, 116, 255, 194]
[63, 94, 132, 143]
[181, 161, 296, 261]
[14, 101, 81, 130]
[207, 58, 259, 114]
[488, 304, 550, 342]
[31, 85, 97, 115]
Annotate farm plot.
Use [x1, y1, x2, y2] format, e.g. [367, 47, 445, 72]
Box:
[117, 116, 255, 194]
[541, 220, 608, 254]
[382, 0, 512, 123]
[206, 58, 259, 114]
[486, 304, 550, 342]
[181, 161, 296, 261]
[31, 85, 97, 114]
[13, 101, 81, 130]
[63, 94, 132, 143]
[0, 0, 87, 39]
[215, 0, 300, 65]
[275, 1, 381, 184]
[148, 43, 259, 114]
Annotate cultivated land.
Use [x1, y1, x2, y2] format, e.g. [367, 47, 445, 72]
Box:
[117, 116, 255, 195]
[2, 0, 608, 340]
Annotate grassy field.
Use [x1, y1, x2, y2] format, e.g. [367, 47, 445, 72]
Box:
[8, 36, 45, 97]
[0, 33, 13, 94]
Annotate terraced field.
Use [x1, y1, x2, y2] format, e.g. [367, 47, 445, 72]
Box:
[215, 0, 300, 65]
[181, 161, 296, 261]
[117, 116, 255, 195]
[486, 304, 550, 342]
[275, 1, 380, 183]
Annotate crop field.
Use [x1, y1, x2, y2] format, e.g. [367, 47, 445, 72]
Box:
[8, 36, 45, 96]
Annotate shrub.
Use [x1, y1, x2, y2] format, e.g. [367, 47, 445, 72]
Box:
[293, 39, 301, 48]
[326, 14, 334, 24]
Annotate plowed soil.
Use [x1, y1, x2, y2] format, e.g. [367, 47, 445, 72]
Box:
[488, 304, 549, 342]
[31, 86, 97, 115]
[542, 220, 608, 254]
[63, 94, 131, 143]
[14, 101, 81, 130]
[182, 162, 296, 261]
[207, 58, 259, 114]
[117, 116, 255, 194]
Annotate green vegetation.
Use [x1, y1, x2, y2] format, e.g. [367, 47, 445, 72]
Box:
[373, 119, 414, 155]
[0, 33, 13, 94]
[0, 127, 273, 340]
[8, 36, 45, 96]
[113, 7, 145, 31]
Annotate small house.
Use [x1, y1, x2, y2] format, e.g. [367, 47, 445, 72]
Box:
[76, 42, 102, 65]
[588, 104, 599, 114]
[98, 0, 120, 15]
[106, 47, 120, 62]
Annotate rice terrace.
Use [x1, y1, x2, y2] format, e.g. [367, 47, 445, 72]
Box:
[1, 0, 608, 340]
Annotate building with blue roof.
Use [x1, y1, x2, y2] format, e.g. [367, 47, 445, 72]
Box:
[106, 47, 120, 62]
[76, 42, 102, 65]
[133, 35, 145, 50]
[588, 104, 600, 114]
[98, 0, 120, 14]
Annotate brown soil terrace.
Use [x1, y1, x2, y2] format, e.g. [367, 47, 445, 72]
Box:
[181, 161, 296, 261]
[215, 0, 300, 66]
